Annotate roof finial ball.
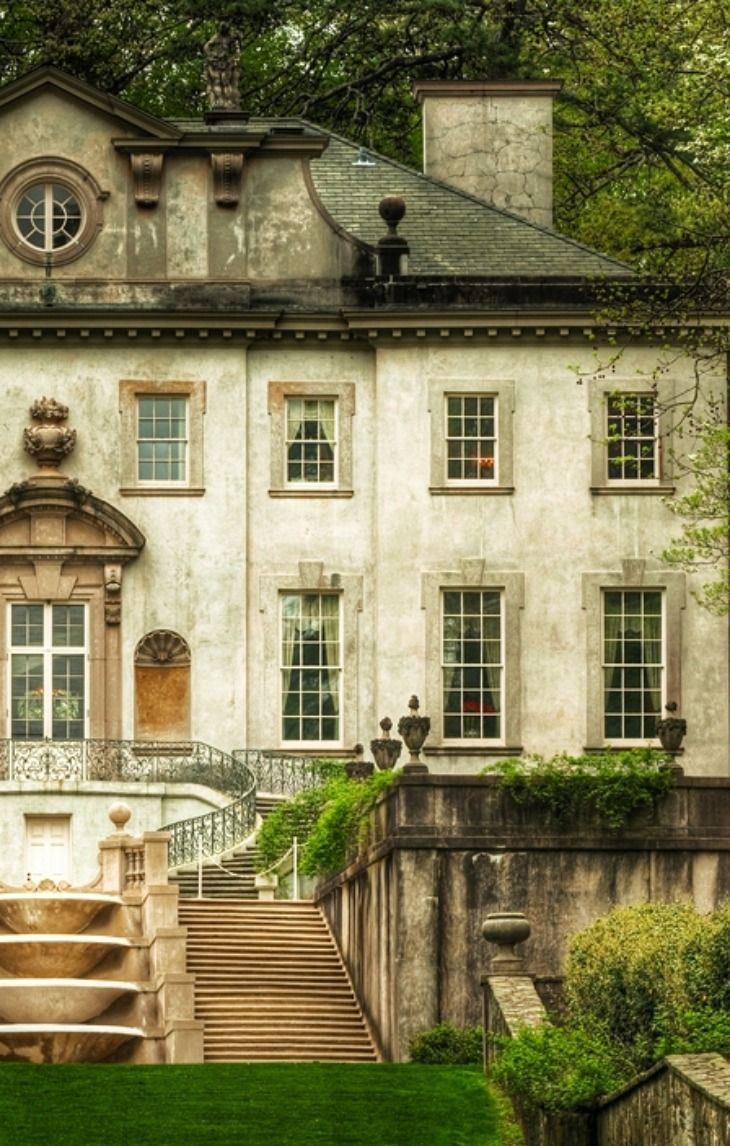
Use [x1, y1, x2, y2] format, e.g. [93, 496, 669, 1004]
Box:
[377, 195, 409, 276]
[379, 195, 406, 234]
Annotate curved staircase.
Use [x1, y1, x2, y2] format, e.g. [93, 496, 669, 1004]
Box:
[178, 900, 377, 1063]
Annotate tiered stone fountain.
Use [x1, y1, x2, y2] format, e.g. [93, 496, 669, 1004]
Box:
[0, 805, 202, 1063]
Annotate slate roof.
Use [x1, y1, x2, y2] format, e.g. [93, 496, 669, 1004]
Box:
[172, 115, 634, 280]
[307, 131, 635, 279]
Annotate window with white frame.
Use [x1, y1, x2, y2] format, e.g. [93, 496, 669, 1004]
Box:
[16, 183, 82, 253]
[606, 393, 658, 482]
[0, 158, 106, 267]
[603, 589, 664, 740]
[268, 382, 355, 497]
[119, 380, 205, 495]
[137, 395, 188, 483]
[9, 603, 87, 740]
[445, 395, 497, 483]
[286, 397, 337, 485]
[428, 379, 515, 494]
[442, 589, 502, 740]
[281, 593, 341, 743]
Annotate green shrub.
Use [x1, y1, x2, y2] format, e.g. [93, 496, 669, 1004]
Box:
[409, 1023, 484, 1065]
[653, 1007, 730, 1058]
[301, 770, 395, 877]
[255, 784, 333, 873]
[256, 768, 395, 878]
[684, 900, 730, 1012]
[491, 1024, 628, 1113]
[490, 749, 676, 829]
[565, 902, 707, 1072]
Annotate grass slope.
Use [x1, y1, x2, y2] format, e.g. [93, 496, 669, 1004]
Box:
[0, 1062, 503, 1145]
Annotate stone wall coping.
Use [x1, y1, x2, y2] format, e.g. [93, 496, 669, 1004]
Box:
[597, 1053, 730, 1111]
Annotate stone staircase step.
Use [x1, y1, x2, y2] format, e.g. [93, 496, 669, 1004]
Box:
[179, 900, 377, 1063]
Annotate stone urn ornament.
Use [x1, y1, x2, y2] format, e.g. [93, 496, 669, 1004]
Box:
[482, 912, 531, 972]
[345, 743, 374, 781]
[370, 717, 402, 771]
[656, 702, 687, 753]
[397, 695, 430, 774]
[23, 397, 76, 475]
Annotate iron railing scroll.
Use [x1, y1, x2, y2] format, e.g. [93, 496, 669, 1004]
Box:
[232, 750, 341, 798]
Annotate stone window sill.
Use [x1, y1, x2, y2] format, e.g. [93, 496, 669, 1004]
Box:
[590, 485, 674, 496]
[268, 489, 354, 499]
[429, 485, 515, 496]
[120, 486, 206, 497]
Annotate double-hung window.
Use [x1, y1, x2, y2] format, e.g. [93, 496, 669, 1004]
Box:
[606, 393, 658, 483]
[442, 589, 502, 741]
[603, 589, 664, 741]
[137, 395, 188, 484]
[285, 397, 337, 486]
[10, 603, 87, 740]
[446, 395, 497, 483]
[428, 379, 515, 494]
[268, 382, 355, 497]
[281, 593, 341, 743]
[119, 380, 205, 496]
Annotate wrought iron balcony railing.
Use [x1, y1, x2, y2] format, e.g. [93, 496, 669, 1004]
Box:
[0, 738, 251, 790]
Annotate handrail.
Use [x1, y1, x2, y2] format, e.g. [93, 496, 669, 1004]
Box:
[257, 837, 300, 900]
[233, 750, 341, 797]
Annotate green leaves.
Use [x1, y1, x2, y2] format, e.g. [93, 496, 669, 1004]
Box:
[491, 749, 676, 829]
[255, 767, 395, 878]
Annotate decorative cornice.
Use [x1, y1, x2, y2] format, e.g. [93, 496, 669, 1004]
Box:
[209, 152, 244, 207]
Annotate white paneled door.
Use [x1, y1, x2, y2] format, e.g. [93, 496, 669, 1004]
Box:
[25, 816, 70, 882]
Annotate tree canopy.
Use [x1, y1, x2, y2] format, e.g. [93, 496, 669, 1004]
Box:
[0, 0, 728, 272]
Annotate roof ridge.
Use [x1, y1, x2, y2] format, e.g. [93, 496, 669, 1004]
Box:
[302, 119, 634, 275]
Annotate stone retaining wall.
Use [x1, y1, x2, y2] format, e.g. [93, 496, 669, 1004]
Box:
[316, 773, 730, 1060]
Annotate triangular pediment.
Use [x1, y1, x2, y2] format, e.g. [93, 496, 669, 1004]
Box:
[0, 65, 182, 140]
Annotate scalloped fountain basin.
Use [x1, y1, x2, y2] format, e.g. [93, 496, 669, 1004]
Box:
[0, 978, 139, 1023]
[0, 893, 121, 935]
[0, 1024, 144, 1063]
[0, 935, 132, 977]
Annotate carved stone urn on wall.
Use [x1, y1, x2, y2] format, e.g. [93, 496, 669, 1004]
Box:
[656, 703, 687, 753]
[370, 717, 402, 771]
[397, 695, 430, 774]
[23, 397, 76, 477]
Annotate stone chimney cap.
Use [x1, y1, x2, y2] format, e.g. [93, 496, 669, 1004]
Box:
[413, 79, 563, 103]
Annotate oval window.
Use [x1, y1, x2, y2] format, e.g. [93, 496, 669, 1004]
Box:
[15, 182, 83, 252]
[0, 159, 106, 266]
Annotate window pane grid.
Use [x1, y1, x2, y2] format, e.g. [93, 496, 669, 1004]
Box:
[9, 604, 86, 740]
[16, 183, 81, 252]
[606, 394, 658, 481]
[446, 395, 497, 482]
[603, 590, 663, 740]
[286, 398, 337, 484]
[442, 590, 502, 740]
[137, 396, 188, 482]
[281, 593, 341, 742]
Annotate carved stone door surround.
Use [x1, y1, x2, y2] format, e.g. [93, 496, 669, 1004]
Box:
[0, 478, 145, 740]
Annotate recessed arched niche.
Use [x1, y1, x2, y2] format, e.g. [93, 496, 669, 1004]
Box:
[134, 630, 191, 741]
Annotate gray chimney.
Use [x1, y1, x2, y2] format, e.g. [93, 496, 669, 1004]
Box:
[413, 80, 562, 228]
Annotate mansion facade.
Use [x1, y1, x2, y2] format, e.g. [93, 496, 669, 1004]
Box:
[0, 66, 726, 882]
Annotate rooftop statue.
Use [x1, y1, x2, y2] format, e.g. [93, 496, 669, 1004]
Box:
[204, 22, 241, 110]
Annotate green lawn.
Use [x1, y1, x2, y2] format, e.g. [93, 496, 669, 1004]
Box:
[0, 1062, 509, 1145]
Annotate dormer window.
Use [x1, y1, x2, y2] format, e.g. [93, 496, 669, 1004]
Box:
[0, 158, 106, 266]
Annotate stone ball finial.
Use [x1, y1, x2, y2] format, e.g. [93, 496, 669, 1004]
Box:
[380, 716, 393, 735]
[378, 194, 406, 231]
[108, 802, 132, 834]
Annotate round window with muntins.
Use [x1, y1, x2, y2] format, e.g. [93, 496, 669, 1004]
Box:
[15, 182, 83, 252]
